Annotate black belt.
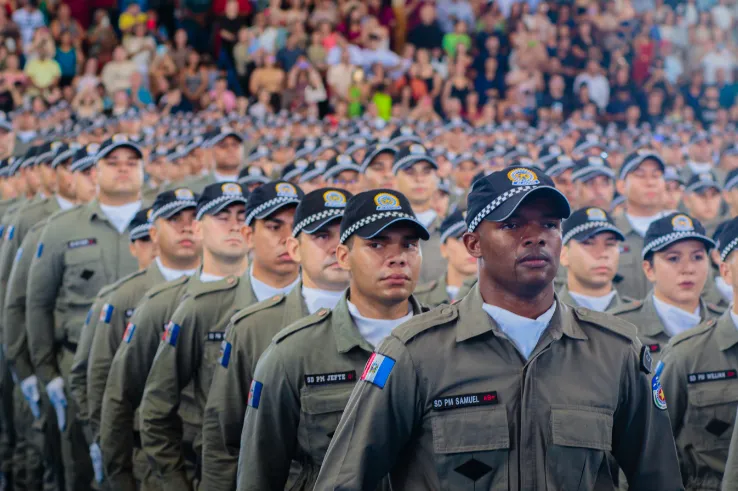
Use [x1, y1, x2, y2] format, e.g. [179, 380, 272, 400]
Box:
[62, 340, 78, 353]
[133, 431, 141, 449]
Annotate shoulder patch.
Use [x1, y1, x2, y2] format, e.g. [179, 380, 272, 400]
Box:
[232, 294, 286, 324]
[191, 276, 239, 298]
[670, 318, 716, 346]
[572, 307, 639, 343]
[413, 280, 438, 294]
[145, 275, 190, 299]
[608, 299, 643, 316]
[393, 304, 459, 344]
[274, 308, 332, 343]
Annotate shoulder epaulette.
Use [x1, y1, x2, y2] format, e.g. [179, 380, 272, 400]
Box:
[191, 275, 240, 298]
[116, 268, 148, 286]
[96, 280, 123, 300]
[232, 294, 286, 324]
[393, 304, 458, 344]
[413, 280, 437, 294]
[707, 302, 726, 315]
[670, 318, 716, 346]
[144, 275, 189, 299]
[608, 299, 643, 316]
[572, 306, 639, 343]
[274, 308, 331, 343]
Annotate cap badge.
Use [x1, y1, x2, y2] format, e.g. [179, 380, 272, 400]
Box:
[589, 157, 604, 166]
[146, 209, 153, 220]
[248, 167, 263, 176]
[295, 159, 309, 170]
[315, 160, 327, 171]
[507, 168, 540, 186]
[275, 182, 298, 197]
[51, 142, 64, 152]
[671, 215, 694, 232]
[586, 208, 607, 221]
[86, 143, 100, 154]
[323, 190, 347, 208]
[549, 146, 562, 156]
[337, 155, 352, 165]
[222, 183, 243, 196]
[112, 134, 128, 143]
[699, 173, 714, 182]
[374, 192, 402, 211]
[174, 188, 194, 200]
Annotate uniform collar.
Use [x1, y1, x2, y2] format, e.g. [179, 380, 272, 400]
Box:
[716, 310, 738, 351]
[559, 284, 619, 312]
[87, 199, 109, 223]
[614, 213, 637, 238]
[634, 293, 669, 337]
[455, 282, 588, 343]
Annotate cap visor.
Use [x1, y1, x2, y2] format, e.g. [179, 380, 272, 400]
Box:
[570, 226, 625, 244]
[156, 203, 197, 220]
[252, 199, 299, 221]
[688, 183, 722, 194]
[356, 216, 430, 241]
[485, 186, 571, 222]
[643, 234, 715, 259]
[202, 197, 249, 218]
[98, 143, 144, 161]
[302, 214, 343, 235]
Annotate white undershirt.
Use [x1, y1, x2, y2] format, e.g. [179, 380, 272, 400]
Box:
[415, 209, 437, 228]
[626, 213, 661, 238]
[302, 286, 344, 314]
[568, 290, 617, 312]
[155, 257, 197, 282]
[446, 285, 460, 301]
[687, 161, 713, 174]
[716, 276, 734, 303]
[482, 302, 556, 360]
[652, 294, 702, 337]
[249, 266, 300, 302]
[730, 309, 738, 332]
[347, 300, 413, 347]
[200, 272, 225, 283]
[100, 201, 142, 234]
[55, 195, 75, 211]
[213, 171, 238, 183]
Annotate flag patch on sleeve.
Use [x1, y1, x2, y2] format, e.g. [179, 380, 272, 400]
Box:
[123, 323, 136, 343]
[361, 353, 395, 389]
[164, 322, 180, 346]
[7, 226, 14, 240]
[100, 304, 114, 323]
[218, 341, 232, 368]
[14, 247, 22, 263]
[248, 380, 263, 409]
[36, 243, 43, 258]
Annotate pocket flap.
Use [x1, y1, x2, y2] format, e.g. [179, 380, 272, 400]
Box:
[688, 386, 738, 407]
[432, 407, 510, 454]
[301, 388, 353, 415]
[65, 245, 102, 264]
[551, 407, 613, 451]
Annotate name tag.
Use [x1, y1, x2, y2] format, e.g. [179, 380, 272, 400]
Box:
[207, 331, 225, 342]
[304, 370, 356, 386]
[432, 391, 498, 411]
[68, 238, 97, 249]
[688, 370, 737, 384]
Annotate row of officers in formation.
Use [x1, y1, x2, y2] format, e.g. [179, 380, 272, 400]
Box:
[4, 127, 738, 491]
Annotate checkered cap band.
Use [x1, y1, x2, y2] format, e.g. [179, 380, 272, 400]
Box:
[129, 223, 152, 241]
[244, 196, 300, 225]
[340, 211, 415, 244]
[686, 181, 719, 193]
[392, 155, 437, 174]
[238, 175, 270, 185]
[52, 149, 76, 168]
[300, 168, 324, 183]
[70, 156, 95, 172]
[720, 237, 738, 262]
[282, 168, 303, 182]
[292, 208, 344, 237]
[544, 160, 574, 177]
[562, 221, 619, 245]
[440, 221, 467, 244]
[725, 175, 738, 191]
[571, 167, 615, 181]
[198, 195, 248, 221]
[151, 199, 197, 222]
[642, 231, 712, 259]
[467, 186, 534, 233]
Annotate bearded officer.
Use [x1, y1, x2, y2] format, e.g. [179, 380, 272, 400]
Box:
[236, 188, 430, 491]
[313, 165, 682, 491]
[201, 187, 352, 491]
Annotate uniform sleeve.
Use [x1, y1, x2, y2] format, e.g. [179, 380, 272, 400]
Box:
[723, 408, 738, 491]
[70, 297, 106, 444]
[610, 343, 683, 491]
[139, 301, 200, 491]
[26, 222, 65, 384]
[316, 336, 422, 491]
[660, 347, 689, 438]
[87, 290, 130, 441]
[0, 215, 25, 346]
[100, 300, 166, 491]
[4, 228, 41, 382]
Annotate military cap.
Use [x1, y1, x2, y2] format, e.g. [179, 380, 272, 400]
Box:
[70, 143, 101, 172]
[689, 131, 711, 145]
[197, 182, 250, 220]
[571, 155, 615, 182]
[393, 144, 438, 174]
[345, 138, 369, 156]
[208, 126, 244, 146]
[466, 165, 571, 233]
[360, 144, 398, 173]
[246, 145, 271, 164]
[686, 172, 721, 194]
[294, 139, 318, 160]
[543, 155, 575, 178]
[717, 217, 738, 261]
[642, 212, 714, 259]
[610, 192, 626, 211]
[664, 166, 684, 185]
[573, 133, 604, 155]
[299, 160, 328, 183]
[35, 142, 60, 165]
[282, 159, 310, 182]
[439, 209, 466, 243]
[117, 107, 141, 121]
[51, 143, 79, 168]
[152, 145, 169, 159]
[389, 126, 422, 146]
[483, 144, 508, 161]
[338, 189, 429, 244]
[0, 113, 12, 132]
[245, 180, 304, 226]
[722, 142, 738, 157]
[7, 157, 23, 176]
[0, 159, 9, 177]
[96, 134, 144, 161]
[292, 187, 352, 237]
[20, 145, 38, 168]
[504, 144, 530, 164]
[151, 188, 198, 221]
[562, 207, 625, 245]
[238, 165, 270, 186]
[324, 154, 361, 181]
[314, 137, 336, 157]
[128, 208, 153, 242]
[450, 153, 480, 168]
[618, 149, 666, 180]
[537, 143, 566, 167]
[437, 178, 452, 195]
[443, 118, 472, 133]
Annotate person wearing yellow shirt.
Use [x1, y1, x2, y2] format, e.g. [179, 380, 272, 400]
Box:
[24, 47, 61, 91]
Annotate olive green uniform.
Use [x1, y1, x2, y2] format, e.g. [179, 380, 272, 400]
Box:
[87, 265, 166, 445]
[26, 200, 140, 491]
[100, 274, 194, 491]
[237, 293, 426, 491]
[182, 173, 217, 194]
[612, 215, 650, 301]
[414, 275, 453, 308]
[611, 293, 724, 365]
[456, 276, 477, 301]
[702, 276, 731, 313]
[140, 275, 257, 491]
[557, 285, 632, 312]
[661, 312, 738, 490]
[313, 284, 683, 491]
[201, 283, 308, 491]
[419, 216, 447, 285]
[722, 409, 738, 490]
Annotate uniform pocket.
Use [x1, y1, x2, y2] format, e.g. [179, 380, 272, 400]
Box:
[63, 247, 106, 302]
[431, 406, 510, 490]
[546, 406, 613, 491]
[685, 386, 738, 451]
[300, 388, 353, 463]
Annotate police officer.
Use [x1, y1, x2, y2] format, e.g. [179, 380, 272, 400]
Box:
[660, 217, 738, 490]
[237, 188, 429, 491]
[558, 207, 631, 311]
[361, 143, 397, 191]
[26, 135, 145, 491]
[323, 154, 363, 195]
[414, 209, 477, 308]
[613, 150, 668, 300]
[185, 127, 244, 192]
[393, 144, 446, 283]
[140, 181, 302, 490]
[86, 189, 201, 482]
[540, 147, 576, 203]
[571, 155, 616, 210]
[683, 171, 726, 237]
[236, 165, 269, 194]
[314, 165, 682, 490]
[611, 213, 722, 364]
[664, 165, 685, 211]
[201, 187, 352, 491]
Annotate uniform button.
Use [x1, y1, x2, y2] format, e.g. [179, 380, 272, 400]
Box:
[227, 277, 236, 285]
[318, 309, 328, 316]
[272, 295, 281, 301]
[441, 307, 452, 316]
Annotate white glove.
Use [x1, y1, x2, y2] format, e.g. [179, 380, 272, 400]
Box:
[45, 377, 67, 431]
[90, 442, 104, 483]
[20, 375, 40, 419]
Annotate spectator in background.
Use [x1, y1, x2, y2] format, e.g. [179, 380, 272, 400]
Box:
[50, 3, 83, 48]
[12, 0, 44, 53]
[309, 0, 339, 30]
[207, 75, 236, 112]
[233, 27, 253, 95]
[702, 38, 736, 85]
[718, 68, 737, 109]
[277, 33, 305, 73]
[129, 71, 153, 107]
[72, 85, 103, 117]
[123, 21, 156, 75]
[24, 43, 61, 92]
[326, 49, 354, 102]
[407, 4, 444, 51]
[436, 0, 474, 33]
[574, 60, 610, 111]
[74, 58, 99, 93]
[249, 52, 285, 105]
[180, 49, 208, 109]
[55, 31, 80, 87]
[307, 30, 327, 70]
[171, 28, 190, 71]
[218, 0, 242, 65]
[119, 3, 147, 35]
[711, 0, 734, 32]
[101, 46, 138, 95]
[442, 20, 471, 58]
[88, 9, 118, 66]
